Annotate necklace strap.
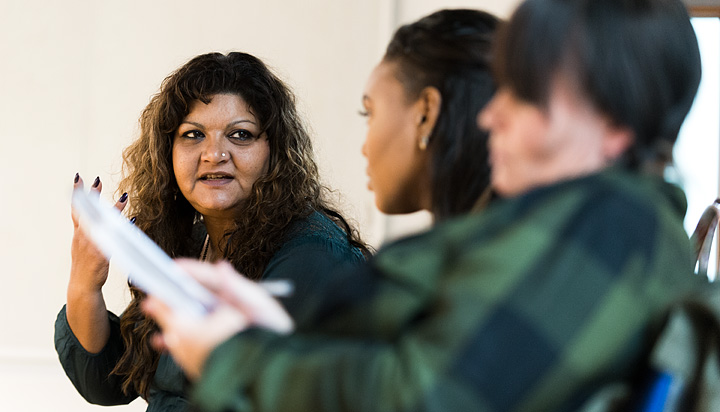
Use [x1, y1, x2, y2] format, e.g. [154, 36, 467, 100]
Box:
[200, 234, 210, 262]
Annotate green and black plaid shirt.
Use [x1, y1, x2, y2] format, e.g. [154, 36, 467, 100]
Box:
[193, 169, 706, 412]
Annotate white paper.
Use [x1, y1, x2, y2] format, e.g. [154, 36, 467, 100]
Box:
[71, 189, 218, 318]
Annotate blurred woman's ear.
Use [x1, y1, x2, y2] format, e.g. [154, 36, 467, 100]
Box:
[416, 86, 442, 150]
[603, 124, 634, 163]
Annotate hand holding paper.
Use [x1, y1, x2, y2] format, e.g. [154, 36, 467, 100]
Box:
[66, 175, 129, 354]
[72, 187, 218, 318]
[72, 186, 294, 377]
[143, 259, 294, 380]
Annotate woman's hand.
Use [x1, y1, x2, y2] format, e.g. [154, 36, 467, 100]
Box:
[65, 173, 129, 353]
[142, 259, 294, 380]
[69, 174, 128, 293]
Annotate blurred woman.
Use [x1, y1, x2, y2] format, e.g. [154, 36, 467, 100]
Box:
[147, 1, 706, 411]
[55, 52, 368, 411]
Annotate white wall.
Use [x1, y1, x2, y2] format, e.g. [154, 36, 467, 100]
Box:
[0, 0, 520, 411]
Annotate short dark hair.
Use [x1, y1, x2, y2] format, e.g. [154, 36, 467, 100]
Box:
[495, 0, 702, 171]
[384, 9, 499, 221]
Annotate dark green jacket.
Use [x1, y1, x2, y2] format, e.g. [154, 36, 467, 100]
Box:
[192, 170, 706, 412]
[54, 211, 366, 412]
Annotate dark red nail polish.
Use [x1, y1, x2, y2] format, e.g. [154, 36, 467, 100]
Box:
[119, 192, 128, 203]
[92, 176, 100, 188]
[74, 173, 79, 184]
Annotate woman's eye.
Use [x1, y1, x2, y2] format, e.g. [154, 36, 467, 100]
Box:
[358, 109, 370, 118]
[181, 130, 204, 139]
[229, 129, 255, 141]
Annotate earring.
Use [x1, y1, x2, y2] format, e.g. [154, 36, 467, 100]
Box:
[419, 135, 430, 150]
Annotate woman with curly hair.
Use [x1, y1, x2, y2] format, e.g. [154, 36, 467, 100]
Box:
[54, 52, 368, 411]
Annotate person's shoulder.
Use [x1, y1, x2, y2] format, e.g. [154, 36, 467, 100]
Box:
[563, 169, 689, 237]
[281, 210, 365, 259]
[286, 210, 345, 242]
[374, 169, 688, 269]
[372, 213, 484, 275]
[486, 169, 686, 230]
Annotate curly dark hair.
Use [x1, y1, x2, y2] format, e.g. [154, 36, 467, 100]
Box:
[111, 52, 368, 398]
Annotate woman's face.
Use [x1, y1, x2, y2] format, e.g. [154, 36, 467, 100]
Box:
[361, 61, 431, 214]
[172, 93, 270, 219]
[478, 81, 629, 197]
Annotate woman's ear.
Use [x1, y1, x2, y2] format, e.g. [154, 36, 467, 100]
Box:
[417, 86, 442, 148]
[603, 124, 634, 162]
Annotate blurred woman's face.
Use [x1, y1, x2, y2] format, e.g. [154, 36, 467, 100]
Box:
[478, 80, 630, 197]
[172, 93, 270, 219]
[360, 61, 431, 214]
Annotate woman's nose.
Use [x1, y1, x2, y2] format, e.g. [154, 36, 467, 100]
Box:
[201, 136, 229, 163]
[478, 95, 498, 131]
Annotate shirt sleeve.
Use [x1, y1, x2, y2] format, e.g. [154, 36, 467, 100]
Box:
[190, 246, 459, 412]
[54, 305, 138, 406]
[191, 311, 464, 412]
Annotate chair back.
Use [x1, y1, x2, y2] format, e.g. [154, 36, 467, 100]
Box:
[690, 199, 720, 281]
[633, 199, 720, 411]
[640, 289, 720, 411]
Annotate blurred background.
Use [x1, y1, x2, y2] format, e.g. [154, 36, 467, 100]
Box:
[0, 0, 717, 410]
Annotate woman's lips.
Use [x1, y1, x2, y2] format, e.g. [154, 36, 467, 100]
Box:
[199, 174, 233, 186]
[365, 168, 373, 191]
[200, 178, 232, 187]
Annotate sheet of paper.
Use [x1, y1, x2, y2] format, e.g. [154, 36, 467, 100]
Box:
[71, 189, 218, 318]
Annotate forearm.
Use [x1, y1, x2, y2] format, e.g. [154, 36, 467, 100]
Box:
[66, 174, 123, 353]
[66, 284, 111, 353]
[191, 328, 460, 412]
[193, 332, 393, 412]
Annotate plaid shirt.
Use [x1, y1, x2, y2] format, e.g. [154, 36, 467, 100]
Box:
[192, 170, 706, 412]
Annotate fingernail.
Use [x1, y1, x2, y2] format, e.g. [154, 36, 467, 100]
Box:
[92, 176, 100, 188]
[130, 216, 137, 224]
[74, 173, 79, 184]
[119, 192, 128, 203]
